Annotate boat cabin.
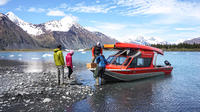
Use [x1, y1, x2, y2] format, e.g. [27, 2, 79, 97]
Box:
[104, 43, 165, 70]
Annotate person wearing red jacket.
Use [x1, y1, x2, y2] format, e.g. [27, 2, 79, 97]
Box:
[66, 50, 74, 79]
[92, 42, 102, 63]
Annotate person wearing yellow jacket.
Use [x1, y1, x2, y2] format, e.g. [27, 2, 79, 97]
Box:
[54, 45, 65, 85]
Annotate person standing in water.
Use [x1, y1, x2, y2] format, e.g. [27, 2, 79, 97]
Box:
[92, 42, 102, 63]
[53, 45, 65, 85]
[95, 54, 107, 86]
[66, 50, 74, 79]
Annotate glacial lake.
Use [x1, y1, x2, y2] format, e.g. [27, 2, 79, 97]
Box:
[0, 51, 200, 111]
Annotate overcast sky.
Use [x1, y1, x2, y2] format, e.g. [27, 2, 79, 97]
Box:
[1, 0, 200, 42]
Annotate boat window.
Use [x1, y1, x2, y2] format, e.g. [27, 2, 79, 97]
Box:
[124, 57, 132, 66]
[128, 58, 137, 68]
[143, 58, 152, 67]
[112, 56, 127, 65]
[107, 56, 115, 64]
[128, 57, 152, 68]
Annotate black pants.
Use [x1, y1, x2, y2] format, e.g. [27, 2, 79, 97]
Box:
[67, 66, 73, 79]
[97, 67, 105, 78]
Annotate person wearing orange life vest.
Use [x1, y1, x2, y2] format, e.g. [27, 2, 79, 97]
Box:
[92, 42, 103, 63]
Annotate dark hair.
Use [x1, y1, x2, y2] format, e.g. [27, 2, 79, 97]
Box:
[57, 45, 62, 49]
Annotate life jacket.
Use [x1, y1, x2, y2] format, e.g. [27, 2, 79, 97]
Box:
[94, 46, 101, 56]
[96, 55, 107, 67]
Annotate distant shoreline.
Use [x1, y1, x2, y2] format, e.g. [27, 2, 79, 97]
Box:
[0, 48, 200, 52]
[0, 49, 54, 52]
[162, 48, 200, 51]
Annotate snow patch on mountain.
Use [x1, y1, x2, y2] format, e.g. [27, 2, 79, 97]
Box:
[6, 12, 44, 35]
[0, 13, 5, 17]
[124, 36, 169, 45]
[173, 39, 186, 44]
[44, 15, 78, 32]
[6, 12, 79, 35]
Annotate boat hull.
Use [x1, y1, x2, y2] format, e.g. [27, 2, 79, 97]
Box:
[90, 67, 173, 81]
[104, 70, 165, 81]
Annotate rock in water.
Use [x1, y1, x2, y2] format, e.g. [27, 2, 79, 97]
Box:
[43, 98, 51, 103]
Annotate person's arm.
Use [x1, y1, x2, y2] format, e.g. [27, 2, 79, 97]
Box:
[92, 47, 95, 57]
[65, 55, 68, 66]
[70, 56, 73, 70]
[104, 57, 107, 65]
[60, 51, 65, 65]
[53, 53, 56, 63]
[96, 56, 100, 64]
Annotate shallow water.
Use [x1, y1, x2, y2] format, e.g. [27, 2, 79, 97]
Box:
[1, 51, 200, 111]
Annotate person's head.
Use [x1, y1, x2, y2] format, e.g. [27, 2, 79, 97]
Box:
[70, 50, 74, 55]
[97, 42, 101, 47]
[57, 45, 62, 50]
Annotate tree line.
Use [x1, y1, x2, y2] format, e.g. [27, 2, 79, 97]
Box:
[151, 43, 200, 49]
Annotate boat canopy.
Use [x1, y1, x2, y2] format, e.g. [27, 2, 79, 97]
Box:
[104, 43, 164, 55]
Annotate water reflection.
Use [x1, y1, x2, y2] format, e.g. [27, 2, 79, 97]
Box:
[23, 61, 56, 73]
[69, 75, 172, 112]
[24, 61, 43, 73]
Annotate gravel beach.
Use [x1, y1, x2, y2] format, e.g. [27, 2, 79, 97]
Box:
[0, 60, 94, 111]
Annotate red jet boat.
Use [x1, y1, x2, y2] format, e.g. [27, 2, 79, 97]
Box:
[89, 43, 173, 81]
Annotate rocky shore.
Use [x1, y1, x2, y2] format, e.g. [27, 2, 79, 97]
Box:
[0, 60, 94, 111]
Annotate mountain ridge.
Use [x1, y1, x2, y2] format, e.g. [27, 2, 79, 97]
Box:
[183, 37, 200, 44]
[2, 12, 117, 50]
[123, 36, 169, 45]
[0, 13, 40, 50]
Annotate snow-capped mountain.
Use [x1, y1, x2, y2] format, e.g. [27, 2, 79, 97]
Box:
[173, 39, 187, 44]
[0, 13, 40, 49]
[44, 15, 78, 32]
[6, 12, 44, 35]
[6, 12, 80, 35]
[3, 12, 117, 49]
[184, 37, 200, 44]
[124, 36, 169, 45]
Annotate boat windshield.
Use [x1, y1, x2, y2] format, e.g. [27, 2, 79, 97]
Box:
[107, 56, 127, 65]
[107, 56, 115, 64]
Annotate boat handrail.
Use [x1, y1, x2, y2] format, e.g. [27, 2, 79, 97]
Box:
[115, 50, 128, 57]
[131, 50, 141, 58]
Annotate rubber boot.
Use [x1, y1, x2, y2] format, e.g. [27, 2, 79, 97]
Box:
[101, 78, 105, 85]
[95, 77, 99, 86]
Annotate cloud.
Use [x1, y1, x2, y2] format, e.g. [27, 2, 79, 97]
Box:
[96, 0, 100, 3]
[0, 0, 10, 6]
[116, 0, 172, 15]
[67, 3, 116, 13]
[59, 3, 68, 8]
[47, 10, 66, 16]
[86, 22, 130, 41]
[96, 22, 126, 30]
[60, 14, 78, 23]
[84, 26, 99, 32]
[28, 7, 45, 13]
[86, 20, 178, 42]
[175, 28, 196, 31]
[15, 6, 22, 11]
[115, 0, 200, 19]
